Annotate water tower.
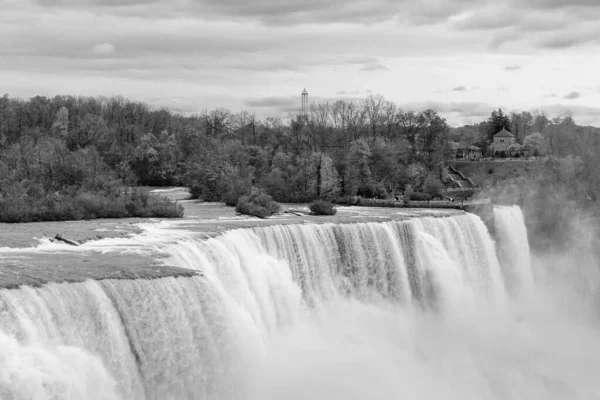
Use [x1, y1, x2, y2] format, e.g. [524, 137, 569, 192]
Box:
[301, 88, 308, 118]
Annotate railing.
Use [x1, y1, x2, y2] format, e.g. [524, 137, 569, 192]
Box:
[448, 165, 476, 188]
[354, 197, 491, 210]
[446, 171, 464, 188]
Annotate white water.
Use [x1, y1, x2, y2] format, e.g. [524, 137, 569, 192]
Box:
[493, 206, 535, 296]
[1, 209, 599, 399]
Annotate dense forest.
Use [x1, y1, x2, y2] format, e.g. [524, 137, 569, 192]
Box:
[1, 93, 600, 247]
[0, 94, 456, 211]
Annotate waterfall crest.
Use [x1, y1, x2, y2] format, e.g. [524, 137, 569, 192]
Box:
[3, 209, 598, 400]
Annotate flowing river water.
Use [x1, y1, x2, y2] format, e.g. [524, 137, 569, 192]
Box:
[0, 205, 598, 399]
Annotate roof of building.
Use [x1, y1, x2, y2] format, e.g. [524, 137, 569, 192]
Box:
[450, 142, 481, 151]
[494, 128, 514, 138]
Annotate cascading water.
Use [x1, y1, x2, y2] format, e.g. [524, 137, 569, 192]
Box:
[493, 205, 535, 296]
[1, 208, 599, 399]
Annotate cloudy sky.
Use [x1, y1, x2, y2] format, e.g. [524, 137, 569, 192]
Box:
[2, 0, 600, 126]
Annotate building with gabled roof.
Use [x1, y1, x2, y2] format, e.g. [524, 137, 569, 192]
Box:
[492, 128, 515, 152]
[450, 141, 482, 160]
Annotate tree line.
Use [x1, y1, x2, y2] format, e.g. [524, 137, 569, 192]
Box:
[1, 93, 599, 224]
[0, 94, 455, 207]
[450, 107, 600, 157]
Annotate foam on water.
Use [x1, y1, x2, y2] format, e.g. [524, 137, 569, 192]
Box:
[1, 208, 599, 399]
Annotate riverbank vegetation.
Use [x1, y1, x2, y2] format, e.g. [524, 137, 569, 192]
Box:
[235, 189, 281, 218]
[309, 200, 337, 215]
[1, 94, 599, 241]
[0, 187, 183, 223]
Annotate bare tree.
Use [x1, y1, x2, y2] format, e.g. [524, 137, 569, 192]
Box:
[341, 101, 367, 142]
[398, 111, 423, 152]
[309, 102, 330, 151]
[329, 100, 345, 131]
[202, 108, 233, 138]
[381, 101, 399, 142]
[234, 110, 254, 145]
[363, 94, 385, 139]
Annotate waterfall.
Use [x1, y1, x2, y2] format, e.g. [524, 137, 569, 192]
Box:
[0, 281, 141, 399]
[1, 209, 599, 399]
[493, 205, 535, 296]
[165, 214, 505, 311]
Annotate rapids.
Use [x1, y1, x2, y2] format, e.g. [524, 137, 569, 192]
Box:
[1, 208, 599, 399]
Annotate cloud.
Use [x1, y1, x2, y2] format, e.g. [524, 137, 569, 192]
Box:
[360, 62, 390, 71]
[396, 101, 497, 121]
[455, 7, 570, 32]
[344, 56, 380, 65]
[454, 11, 516, 31]
[246, 96, 298, 109]
[92, 42, 115, 55]
[4, 0, 600, 128]
[450, 3, 600, 51]
[336, 90, 363, 95]
[523, 0, 600, 10]
[398, 101, 600, 126]
[488, 30, 523, 49]
[28, 0, 484, 26]
[542, 104, 600, 125]
[545, 93, 557, 98]
[244, 93, 367, 116]
[563, 91, 581, 100]
[451, 85, 467, 92]
[34, 0, 161, 5]
[537, 34, 598, 49]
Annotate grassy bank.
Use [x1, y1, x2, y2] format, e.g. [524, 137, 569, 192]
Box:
[452, 160, 535, 187]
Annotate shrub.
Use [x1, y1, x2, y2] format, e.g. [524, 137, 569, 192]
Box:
[144, 194, 185, 218]
[423, 176, 443, 197]
[189, 185, 203, 200]
[309, 200, 337, 215]
[235, 188, 281, 218]
[356, 183, 388, 199]
[356, 184, 377, 198]
[336, 195, 360, 205]
[222, 183, 252, 207]
[0, 188, 184, 223]
[374, 184, 389, 199]
[357, 198, 402, 208]
[409, 192, 432, 201]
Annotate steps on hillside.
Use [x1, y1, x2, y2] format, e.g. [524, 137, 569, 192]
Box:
[447, 166, 475, 189]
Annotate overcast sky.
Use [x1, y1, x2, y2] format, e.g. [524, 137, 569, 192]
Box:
[2, 0, 600, 126]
